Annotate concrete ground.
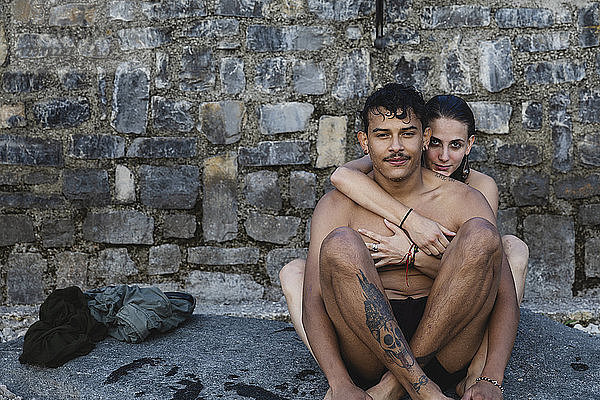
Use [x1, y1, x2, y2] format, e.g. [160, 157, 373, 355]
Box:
[0, 308, 598, 400]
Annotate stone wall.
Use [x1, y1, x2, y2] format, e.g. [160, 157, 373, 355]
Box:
[0, 0, 598, 307]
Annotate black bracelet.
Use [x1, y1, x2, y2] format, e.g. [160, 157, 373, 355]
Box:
[475, 376, 504, 394]
[399, 208, 413, 229]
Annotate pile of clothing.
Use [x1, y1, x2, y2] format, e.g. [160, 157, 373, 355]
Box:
[19, 285, 195, 368]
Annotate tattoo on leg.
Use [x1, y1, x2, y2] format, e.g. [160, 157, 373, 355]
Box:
[357, 270, 415, 369]
[412, 375, 429, 393]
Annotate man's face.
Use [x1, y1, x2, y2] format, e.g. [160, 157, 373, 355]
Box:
[358, 107, 430, 182]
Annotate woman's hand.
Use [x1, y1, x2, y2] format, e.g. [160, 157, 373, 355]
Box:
[358, 219, 413, 267]
[402, 211, 455, 257]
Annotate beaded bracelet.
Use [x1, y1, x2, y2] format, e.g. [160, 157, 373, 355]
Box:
[475, 376, 504, 394]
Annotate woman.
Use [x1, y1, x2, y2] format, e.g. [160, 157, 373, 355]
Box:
[279, 94, 529, 398]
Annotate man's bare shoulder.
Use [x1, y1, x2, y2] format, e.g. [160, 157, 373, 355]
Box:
[313, 189, 355, 218]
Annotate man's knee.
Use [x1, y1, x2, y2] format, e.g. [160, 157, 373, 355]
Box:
[502, 235, 529, 273]
[320, 227, 365, 279]
[459, 217, 501, 253]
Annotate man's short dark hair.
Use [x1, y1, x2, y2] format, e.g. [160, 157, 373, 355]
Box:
[360, 83, 426, 132]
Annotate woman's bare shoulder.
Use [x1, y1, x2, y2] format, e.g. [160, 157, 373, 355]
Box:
[467, 169, 498, 193]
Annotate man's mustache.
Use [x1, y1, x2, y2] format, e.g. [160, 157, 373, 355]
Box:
[383, 153, 410, 161]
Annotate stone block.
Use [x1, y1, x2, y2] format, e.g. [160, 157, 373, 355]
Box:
[220, 57, 245, 94]
[497, 144, 541, 166]
[468, 102, 512, 134]
[384, 28, 420, 46]
[511, 173, 549, 206]
[2, 71, 46, 93]
[497, 208, 517, 236]
[115, 165, 136, 203]
[0, 192, 65, 209]
[578, 3, 600, 48]
[555, 174, 600, 199]
[244, 212, 300, 244]
[346, 26, 361, 40]
[258, 102, 313, 135]
[155, 52, 170, 89]
[245, 171, 282, 210]
[579, 204, 600, 226]
[188, 247, 259, 265]
[393, 54, 432, 93]
[6, 253, 45, 304]
[468, 144, 487, 162]
[90, 248, 138, 284]
[290, 171, 316, 208]
[525, 60, 585, 85]
[246, 25, 333, 52]
[24, 171, 58, 185]
[70, 134, 125, 159]
[15, 33, 75, 58]
[579, 133, 600, 166]
[33, 98, 90, 128]
[111, 63, 150, 134]
[77, 37, 111, 58]
[127, 137, 197, 158]
[441, 50, 472, 94]
[184, 271, 263, 303]
[549, 93, 572, 172]
[203, 152, 238, 242]
[41, 219, 74, 248]
[293, 60, 326, 95]
[495, 8, 553, 28]
[316, 116, 347, 168]
[421, 5, 490, 28]
[0, 135, 62, 166]
[479, 37, 514, 92]
[139, 165, 199, 209]
[163, 214, 196, 238]
[184, 19, 239, 38]
[579, 88, 600, 124]
[198, 101, 245, 144]
[265, 248, 308, 287]
[118, 27, 170, 50]
[63, 169, 110, 206]
[141, 0, 207, 20]
[255, 58, 287, 92]
[12, 0, 45, 23]
[523, 215, 574, 299]
[148, 244, 181, 275]
[49, 4, 97, 26]
[109, 1, 136, 21]
[60, 71, 87, 90]
[55, 252, 89, 290]
[522, 101, 542, 130]
[585, 238, 600, 278]
[515, 32, 570, 52]
[180, 46, 215, 91]
[0, 104, 26, 129]
[216, 0, 268, 17]
[0, 26, 6, 65]
[307, 0, 372, 20]
[152, 96, 194, 132]
[333, 49, 372, 101]
[0, 215, 35, 246]
[239, 141, 310, 166]
[83, 211, 154, 244]
[97, 69, 108, 120]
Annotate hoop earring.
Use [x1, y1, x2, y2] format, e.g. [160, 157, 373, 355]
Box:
[364, 148, 369, 155]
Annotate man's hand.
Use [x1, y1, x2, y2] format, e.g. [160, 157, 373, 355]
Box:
[324, 384, 373, 400]
[358, 219, 413, 267]
[402, 211, 455, 256]
[461, 380, 503, 400]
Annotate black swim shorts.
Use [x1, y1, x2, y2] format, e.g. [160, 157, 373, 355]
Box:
[389, 297, 468, 391]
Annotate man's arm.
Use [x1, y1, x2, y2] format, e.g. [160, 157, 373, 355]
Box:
[302, 191, 366, 396]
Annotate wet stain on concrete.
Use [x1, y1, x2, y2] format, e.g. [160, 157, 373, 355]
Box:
[171, 374, 204, 400]
[224, 382, 289, 400]
[166, 366, 179, 377]
[104, 357, 164, 384]
[294, 369, 317, 381]
[571, 362, 589, 371]
[273, 327, 295, 333]
[274, 383, 288, 391]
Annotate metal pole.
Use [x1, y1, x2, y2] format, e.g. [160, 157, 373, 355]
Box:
[375, 0, 385, 49]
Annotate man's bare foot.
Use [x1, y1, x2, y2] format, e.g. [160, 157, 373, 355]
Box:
[323, 387, 332, 400]
[366, 371, 405, 400]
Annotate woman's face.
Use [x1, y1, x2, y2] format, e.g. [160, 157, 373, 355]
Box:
[424, 117, 475, 176]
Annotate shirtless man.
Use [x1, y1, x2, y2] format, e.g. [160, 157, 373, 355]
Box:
[302, 84, 519, 400]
